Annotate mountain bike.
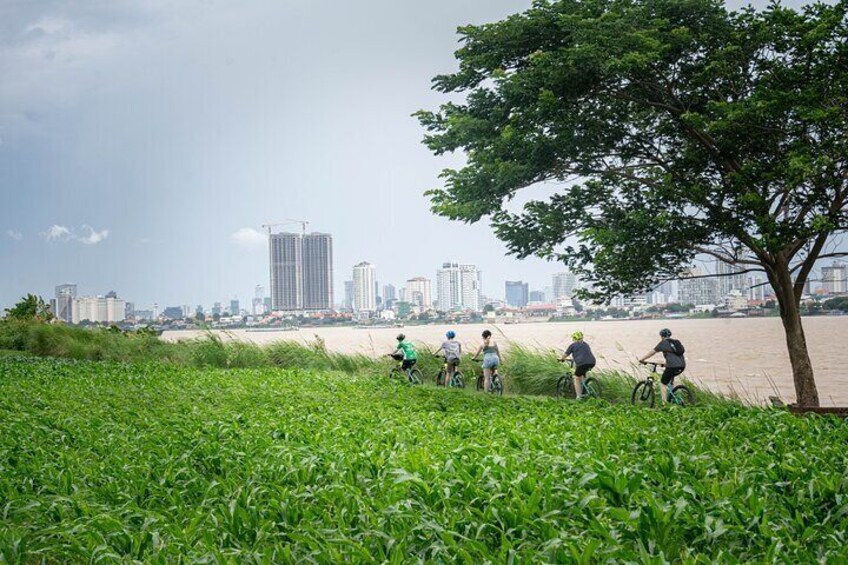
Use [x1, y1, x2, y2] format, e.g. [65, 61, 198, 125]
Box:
[631, 362, 694, 407]
[555, 359, 601, 400]
[474, 365, 503, 396]
[435, 359, 465, 388]
[387, 354, 423, 385]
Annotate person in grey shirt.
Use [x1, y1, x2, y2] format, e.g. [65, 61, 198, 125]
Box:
[639, 328, 686, 405]
[560, 331, 596, 398]
[434, 330, 462, 384]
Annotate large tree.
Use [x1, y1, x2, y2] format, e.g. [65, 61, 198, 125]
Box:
[417, 0, 847, 406]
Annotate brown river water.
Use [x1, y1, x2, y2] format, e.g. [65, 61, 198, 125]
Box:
[163, 317, 848, 406]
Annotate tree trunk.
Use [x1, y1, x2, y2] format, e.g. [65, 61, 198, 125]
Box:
[772, 262, 820, 407]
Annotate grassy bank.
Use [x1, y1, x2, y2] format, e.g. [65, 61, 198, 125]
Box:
[1, 355, 846, 562]
[0, 321, 726, 404]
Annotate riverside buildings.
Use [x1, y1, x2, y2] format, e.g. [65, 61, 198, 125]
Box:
[72, 295, 126, 324]
[269, 232, 334, 312]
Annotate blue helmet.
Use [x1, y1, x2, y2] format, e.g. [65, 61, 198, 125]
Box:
[446, 330, 456, 339]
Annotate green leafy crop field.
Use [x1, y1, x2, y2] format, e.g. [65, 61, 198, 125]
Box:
[1, 355, 847, 563]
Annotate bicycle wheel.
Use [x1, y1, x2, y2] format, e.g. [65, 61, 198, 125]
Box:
[491, 374, 504, 396]
[409, 368, 424, 385]
[671, 384, 695, 407]
[583, 377, 601, 399]
[436, 369, 446, 387]
[476, 374, 484, 391]
[631, 381, 655, 407]
[389, 368, 404, 383]
[556, 375, 575, 399]
[451, 372, 465, 388]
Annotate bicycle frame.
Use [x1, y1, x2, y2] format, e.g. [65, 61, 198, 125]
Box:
[645, 363, 682, 404]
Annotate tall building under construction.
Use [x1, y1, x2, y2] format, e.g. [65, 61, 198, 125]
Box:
[269, 232, 334, 311]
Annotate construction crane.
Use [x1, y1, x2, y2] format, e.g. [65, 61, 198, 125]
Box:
[262, 219, 310, 236]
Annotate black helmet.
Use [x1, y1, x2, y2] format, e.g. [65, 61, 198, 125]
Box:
[482, 330, 492, 338]
[659, 328, 672, 338]
[396, 333, 406, 341]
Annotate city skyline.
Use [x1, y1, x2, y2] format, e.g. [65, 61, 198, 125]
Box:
[0, 0, 839, 313]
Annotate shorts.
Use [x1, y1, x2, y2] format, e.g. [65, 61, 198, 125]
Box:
[482, 353, 500, 370]
[575, 363, 595, 377]
[402, 359, 417, 371]
[661, 366, 685, 385]
[445, 357, 460, 369]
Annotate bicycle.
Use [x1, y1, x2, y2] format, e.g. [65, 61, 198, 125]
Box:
[631, 362, 695, 407]
[555, 359, 602, 400]
[387, 354, 423, 385]
[435, 358, 465, 388]
[474, 364, 503, 396]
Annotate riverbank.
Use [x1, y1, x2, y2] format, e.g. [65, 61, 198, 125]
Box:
[164, 316, 848, 405]
[0, 320, 726, 405]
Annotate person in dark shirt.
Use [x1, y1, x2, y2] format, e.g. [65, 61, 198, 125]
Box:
[560, 331, 596, 399]
[639, 328, 686, 405]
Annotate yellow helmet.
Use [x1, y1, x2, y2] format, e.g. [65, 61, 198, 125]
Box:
[571, 331, 584, 340]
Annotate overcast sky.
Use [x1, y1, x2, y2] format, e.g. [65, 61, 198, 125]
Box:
[0, 0, 830, 310]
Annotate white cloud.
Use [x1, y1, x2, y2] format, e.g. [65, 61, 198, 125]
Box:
[41, 224, 72, 241]
[77, 224, 109, 245]
[6, 229, 23, 241]
[231, 227, 266, 250]
[39, 224, 109, 244]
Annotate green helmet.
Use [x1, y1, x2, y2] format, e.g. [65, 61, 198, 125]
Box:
[571, 331, 584, 340]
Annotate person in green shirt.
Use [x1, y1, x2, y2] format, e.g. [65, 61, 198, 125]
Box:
[389, 333, 418, 379]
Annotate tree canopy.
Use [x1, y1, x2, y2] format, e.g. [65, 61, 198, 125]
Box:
[4, 294, 54, 322]
[418, 0, 848, 405]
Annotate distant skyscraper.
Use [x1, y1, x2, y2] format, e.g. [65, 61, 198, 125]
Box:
[55, 283, 77, 323]
[302, 233, 334, 310]
[436, 263, 480, 311]
[353, 262, 377, 312]
[529, 290, 545, 303]
[269, 232, 334, 311]
[212, 302, 222, 316]
[505, 281, 529, 307]
[72, 295, 125, 324]
[552, 272, 577, 299]
[822, 262, 847, 294]
[405, 277, 432, 308]
[678, 267, 719, 305]
[343, 280, 355, 310]
[715, 260, 747, 298]
[383, 284, 397, 303]
[747, 275, 767, 302]
[163, 306, 184, 320]
[230, 299, 240, 317]
[253, 285, 266, 315]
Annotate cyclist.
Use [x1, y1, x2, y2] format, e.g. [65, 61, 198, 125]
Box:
[639, 328, 686, 405]
[389, 333, 418, 380]
[434, 330, 462, 385]
[560, 331, 596, 399]
[472, 329, 500, 392]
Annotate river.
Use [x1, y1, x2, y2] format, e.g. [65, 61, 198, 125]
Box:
[163, 316, 848, 406]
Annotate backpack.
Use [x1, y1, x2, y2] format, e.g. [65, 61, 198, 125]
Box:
[668, 338, 685, 356]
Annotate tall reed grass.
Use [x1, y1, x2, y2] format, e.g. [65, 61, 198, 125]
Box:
[0, 321, 729, 403]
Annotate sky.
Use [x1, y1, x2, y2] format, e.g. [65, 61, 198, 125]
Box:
[0, 0, 833, 311]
